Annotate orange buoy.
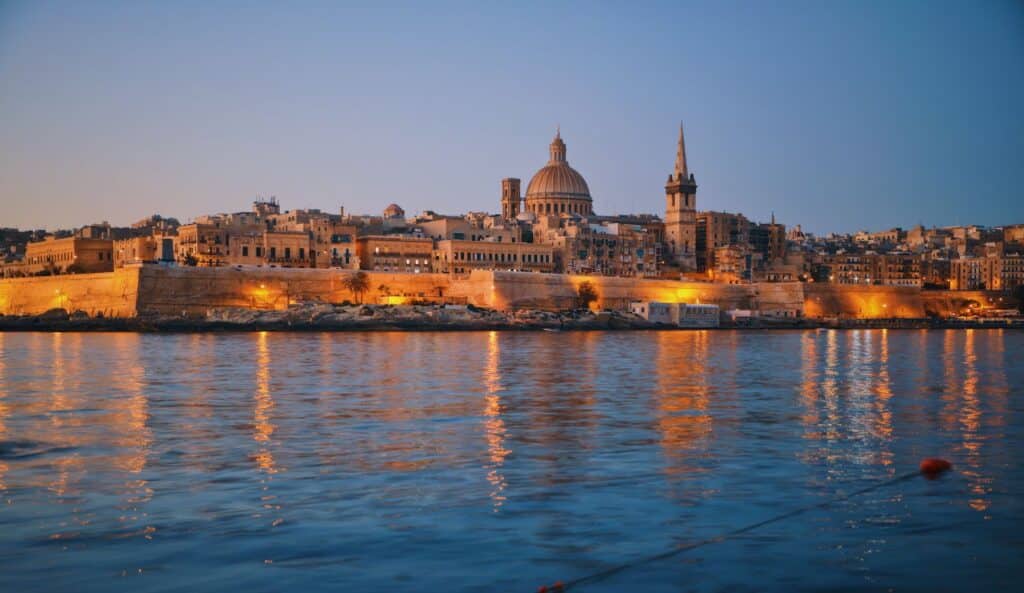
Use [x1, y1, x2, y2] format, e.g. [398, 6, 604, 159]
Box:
[537, 586, 548, 593]
[553, 582, 565, 592]
[920, 458, 952, 478]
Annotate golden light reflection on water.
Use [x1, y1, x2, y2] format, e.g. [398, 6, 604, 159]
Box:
[254, 331, 278, 474]
[112, 334, 151, 475]
[483, 331, 509, 512]
[822, 329, 840, 443]
[800, 330, 896, 473]
[800, 331, 820, 432]
[654, 330, 712, 476]
[958, 330, 989, 512]
[49, 332, 82, 498]
[0, 332, 7, 492]
[872, 330, 894, 468]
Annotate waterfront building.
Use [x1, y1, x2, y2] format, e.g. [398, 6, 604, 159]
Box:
[950, 254, 1024, 291]
[114, 235, 174, 267]
[21, 236, 114, 275]
[710, 243, 759, 283]
[433, 239, 555, 275]
[175, 223, 230, 266]
[263, 231, 313, 267]
[629, 301, 720, 327]
[356, 236, 435, 273]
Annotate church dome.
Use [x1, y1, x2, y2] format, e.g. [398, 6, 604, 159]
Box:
[524, 130, 594, 216]
[525, 131, 591, 200]
[526, 162, 591, 199]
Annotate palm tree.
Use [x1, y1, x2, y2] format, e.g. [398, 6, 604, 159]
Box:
[342, 271, 370, 304]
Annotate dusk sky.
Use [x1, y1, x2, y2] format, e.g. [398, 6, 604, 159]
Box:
[1, 0, 1022, 234]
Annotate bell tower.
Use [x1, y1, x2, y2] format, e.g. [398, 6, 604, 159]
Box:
[664, 123, 697, 270]
[501, 177, 521, 220]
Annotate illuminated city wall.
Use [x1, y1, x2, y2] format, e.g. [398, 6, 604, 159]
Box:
[478, 271, 763, 312]
[0, 266, 1008, 320]
[134, 266, 455, 314]
[0, 268, 140, 317]
[919, 290, 1010, 317]
[803, 284, 924, 318]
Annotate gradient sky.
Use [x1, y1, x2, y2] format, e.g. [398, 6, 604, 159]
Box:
[1, 0, 1022, 234]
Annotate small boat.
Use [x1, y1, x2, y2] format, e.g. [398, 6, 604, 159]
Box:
[542, 328, 562, 332]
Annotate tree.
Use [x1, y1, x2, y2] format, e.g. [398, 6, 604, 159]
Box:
[575, 281, 598, 310]
[1015, 285, 1024, 314]
[342, 271, 370, 304]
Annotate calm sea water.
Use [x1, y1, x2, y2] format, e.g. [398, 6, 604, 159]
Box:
[0, 330, 1021, 592]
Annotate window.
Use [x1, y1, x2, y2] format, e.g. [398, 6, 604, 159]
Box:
[299, 248, 305, 259]
[270, 247, 277, 259]
[242, 246, 249, 257]
[256, 247, 263, 257]
[284, 247, 291, 260]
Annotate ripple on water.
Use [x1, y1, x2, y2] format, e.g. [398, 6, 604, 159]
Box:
[0, 330, 1020, 593]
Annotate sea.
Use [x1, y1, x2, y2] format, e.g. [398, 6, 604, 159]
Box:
[0, 329, 1021, 592]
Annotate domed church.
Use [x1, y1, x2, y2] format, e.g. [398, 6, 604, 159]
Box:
[502, 130, 594, 220]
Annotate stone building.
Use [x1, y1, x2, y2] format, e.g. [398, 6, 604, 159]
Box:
[433, 240, 555, 274]
[533, 217, 658, 277]
[114, 235, 174, 267]
[663, 124, 698, 270]
[696, 211, 750, 272]
[501, 178, 522, 220]
[264, 231, 312, 267]
[951, 254, 1024, 291]
[20, 237, 114, 275]
[175, 223, 230, 266]
[356, 236, 434, 273]
[750, 215, 786, 264]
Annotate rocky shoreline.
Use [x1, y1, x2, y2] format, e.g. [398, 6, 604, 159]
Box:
[0, 302, 1021, 332]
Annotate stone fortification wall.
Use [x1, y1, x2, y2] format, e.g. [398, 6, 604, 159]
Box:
[4, 265, 1010, 321]
[919, 290, 1010, 317]
[0, 268, 140, 317]
[478, 271, 766, 312]
[135, 266, 455, 314]
[803, 284, 924, 318]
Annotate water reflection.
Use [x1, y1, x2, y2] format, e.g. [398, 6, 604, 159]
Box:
[799, 330, 898, 475]
[0, 331, 1020, 593]
[483, 331, 508, 512]
[0, 332, 7, 492]
[253, 331, 278, 474]
[872, 330, 894, 469]
[654, 331, 712, 476]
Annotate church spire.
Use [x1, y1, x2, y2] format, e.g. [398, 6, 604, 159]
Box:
[674, 121, 688, 179]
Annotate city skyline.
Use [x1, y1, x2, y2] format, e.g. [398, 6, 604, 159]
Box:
[2, 1, 1023, 233]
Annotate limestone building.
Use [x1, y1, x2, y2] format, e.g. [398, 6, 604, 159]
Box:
[664, 124, 698, 270]
[20, 237, 114, 275]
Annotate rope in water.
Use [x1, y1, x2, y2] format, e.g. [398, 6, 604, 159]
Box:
[536, 460, 951, 593]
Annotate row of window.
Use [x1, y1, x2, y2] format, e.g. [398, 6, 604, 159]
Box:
[454, 251, 550, 263]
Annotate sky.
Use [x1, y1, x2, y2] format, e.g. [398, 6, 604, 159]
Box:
[1, 0, 1022, 234]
